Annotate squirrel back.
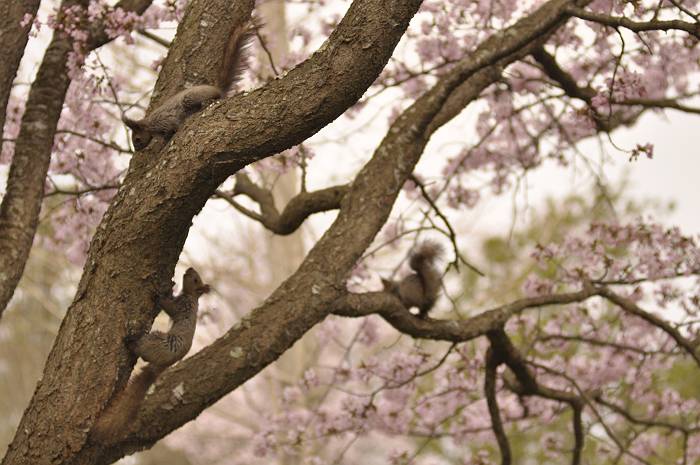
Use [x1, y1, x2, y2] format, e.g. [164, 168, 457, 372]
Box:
[122, 21, 255, 150]
[383, 241, 444, 317]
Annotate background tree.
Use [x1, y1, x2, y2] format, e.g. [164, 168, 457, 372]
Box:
[1, 0, 700, 464]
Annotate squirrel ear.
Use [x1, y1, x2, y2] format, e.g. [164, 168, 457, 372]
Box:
[122, 114, 142, 130]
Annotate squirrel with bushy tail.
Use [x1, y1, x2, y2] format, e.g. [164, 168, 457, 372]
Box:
[91, 268, 210, 443]
[382, 241, 445, 318]
[122, 21, 255, 150]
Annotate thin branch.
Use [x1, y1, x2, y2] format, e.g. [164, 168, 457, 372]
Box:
[216, 173, 348, 235]
[44, 184, 120, 198]
[598, 287, 700, 368]
[566, 5, 700, 38]
[137, 29, 170, 48]
[538, 333, 678, 355]
[55, 129, 132, 154]
[614, 97, 700, 115]
[595, 395, 700, 434]
[485, 347, 512, 465]
[255, 28, 279, 76]
[571, 404, 584, 465]
[410, 174, 484, 276]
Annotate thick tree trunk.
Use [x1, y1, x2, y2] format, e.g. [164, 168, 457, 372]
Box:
[0, 0, 154, 317]
[1, 1, 423, 463]
[0, 0, 40, 138]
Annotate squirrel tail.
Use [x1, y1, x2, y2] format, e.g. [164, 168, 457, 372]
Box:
[91, 363, 165, 444]
[409, 241, 444, 315]
[409, 240, 444, 273]
[218, 20, 257, 96]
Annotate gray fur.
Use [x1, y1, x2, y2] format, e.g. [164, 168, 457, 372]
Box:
[122, 21, 254, 150]
[130, 294, 198, 366]
[90, 268, 209, 443]
[383, 241, 444, 318]
[123, 86, 222, 150]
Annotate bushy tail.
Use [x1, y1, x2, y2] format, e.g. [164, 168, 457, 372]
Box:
[409, 240, 444, 273]
[91, 364, 165, 444]
[218, 20, 256, 96]
[409, 241, 444, 315]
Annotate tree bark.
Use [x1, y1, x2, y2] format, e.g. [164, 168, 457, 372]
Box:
[0, 0, 40, 138]
[0, 0, 154, 318]
[1, 0, 423, 463]
[2, 0, 597, 463]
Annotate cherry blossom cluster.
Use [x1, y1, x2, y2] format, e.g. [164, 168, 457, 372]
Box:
[528, 221, 700, 288]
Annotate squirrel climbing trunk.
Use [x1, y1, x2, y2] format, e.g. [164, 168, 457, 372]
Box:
[90, 268, 210, 444]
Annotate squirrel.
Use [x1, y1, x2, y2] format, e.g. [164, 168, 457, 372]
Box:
[122, 22, 255, 150]
[90, 267, 210, 444]
[381, 241, 444, 318]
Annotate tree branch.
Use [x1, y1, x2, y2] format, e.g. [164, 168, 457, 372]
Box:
[597, 287, 700, 367]
[595, 395, 700, 434]
[0, 0, 153, 318]
[215, 173, 349, 235]
[566, 5, 700, 38]
[488, 329, 585, 465]
[615, 96, 700, 115]
[532, 47, 595, 102]
[332, 287, 601, 342]
[0, 0, 40, 137]
[485, 346, 512, 465]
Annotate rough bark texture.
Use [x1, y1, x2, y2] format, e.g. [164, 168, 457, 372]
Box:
[1, 0, 423, 463]
[97, 0, 587, 460]
[0, 0, 40, 138]
[0, 0, 154, 318]
[2, 0, 597, 464]
[0, 0, 86, 320]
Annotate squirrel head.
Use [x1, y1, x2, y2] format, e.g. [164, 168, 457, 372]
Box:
[182, 267, 211, 297]
[122, 115, 152, 150]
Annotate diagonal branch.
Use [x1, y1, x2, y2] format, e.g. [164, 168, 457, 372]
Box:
[532, 46, 595, 102]
[215, 173, 349, 235]
[165, 0, 595, 172]
[597, 287, 700, 367]
[566, 5, 700, 38]
[533, 47, 700, 121]
[0, 0, 40, 137]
